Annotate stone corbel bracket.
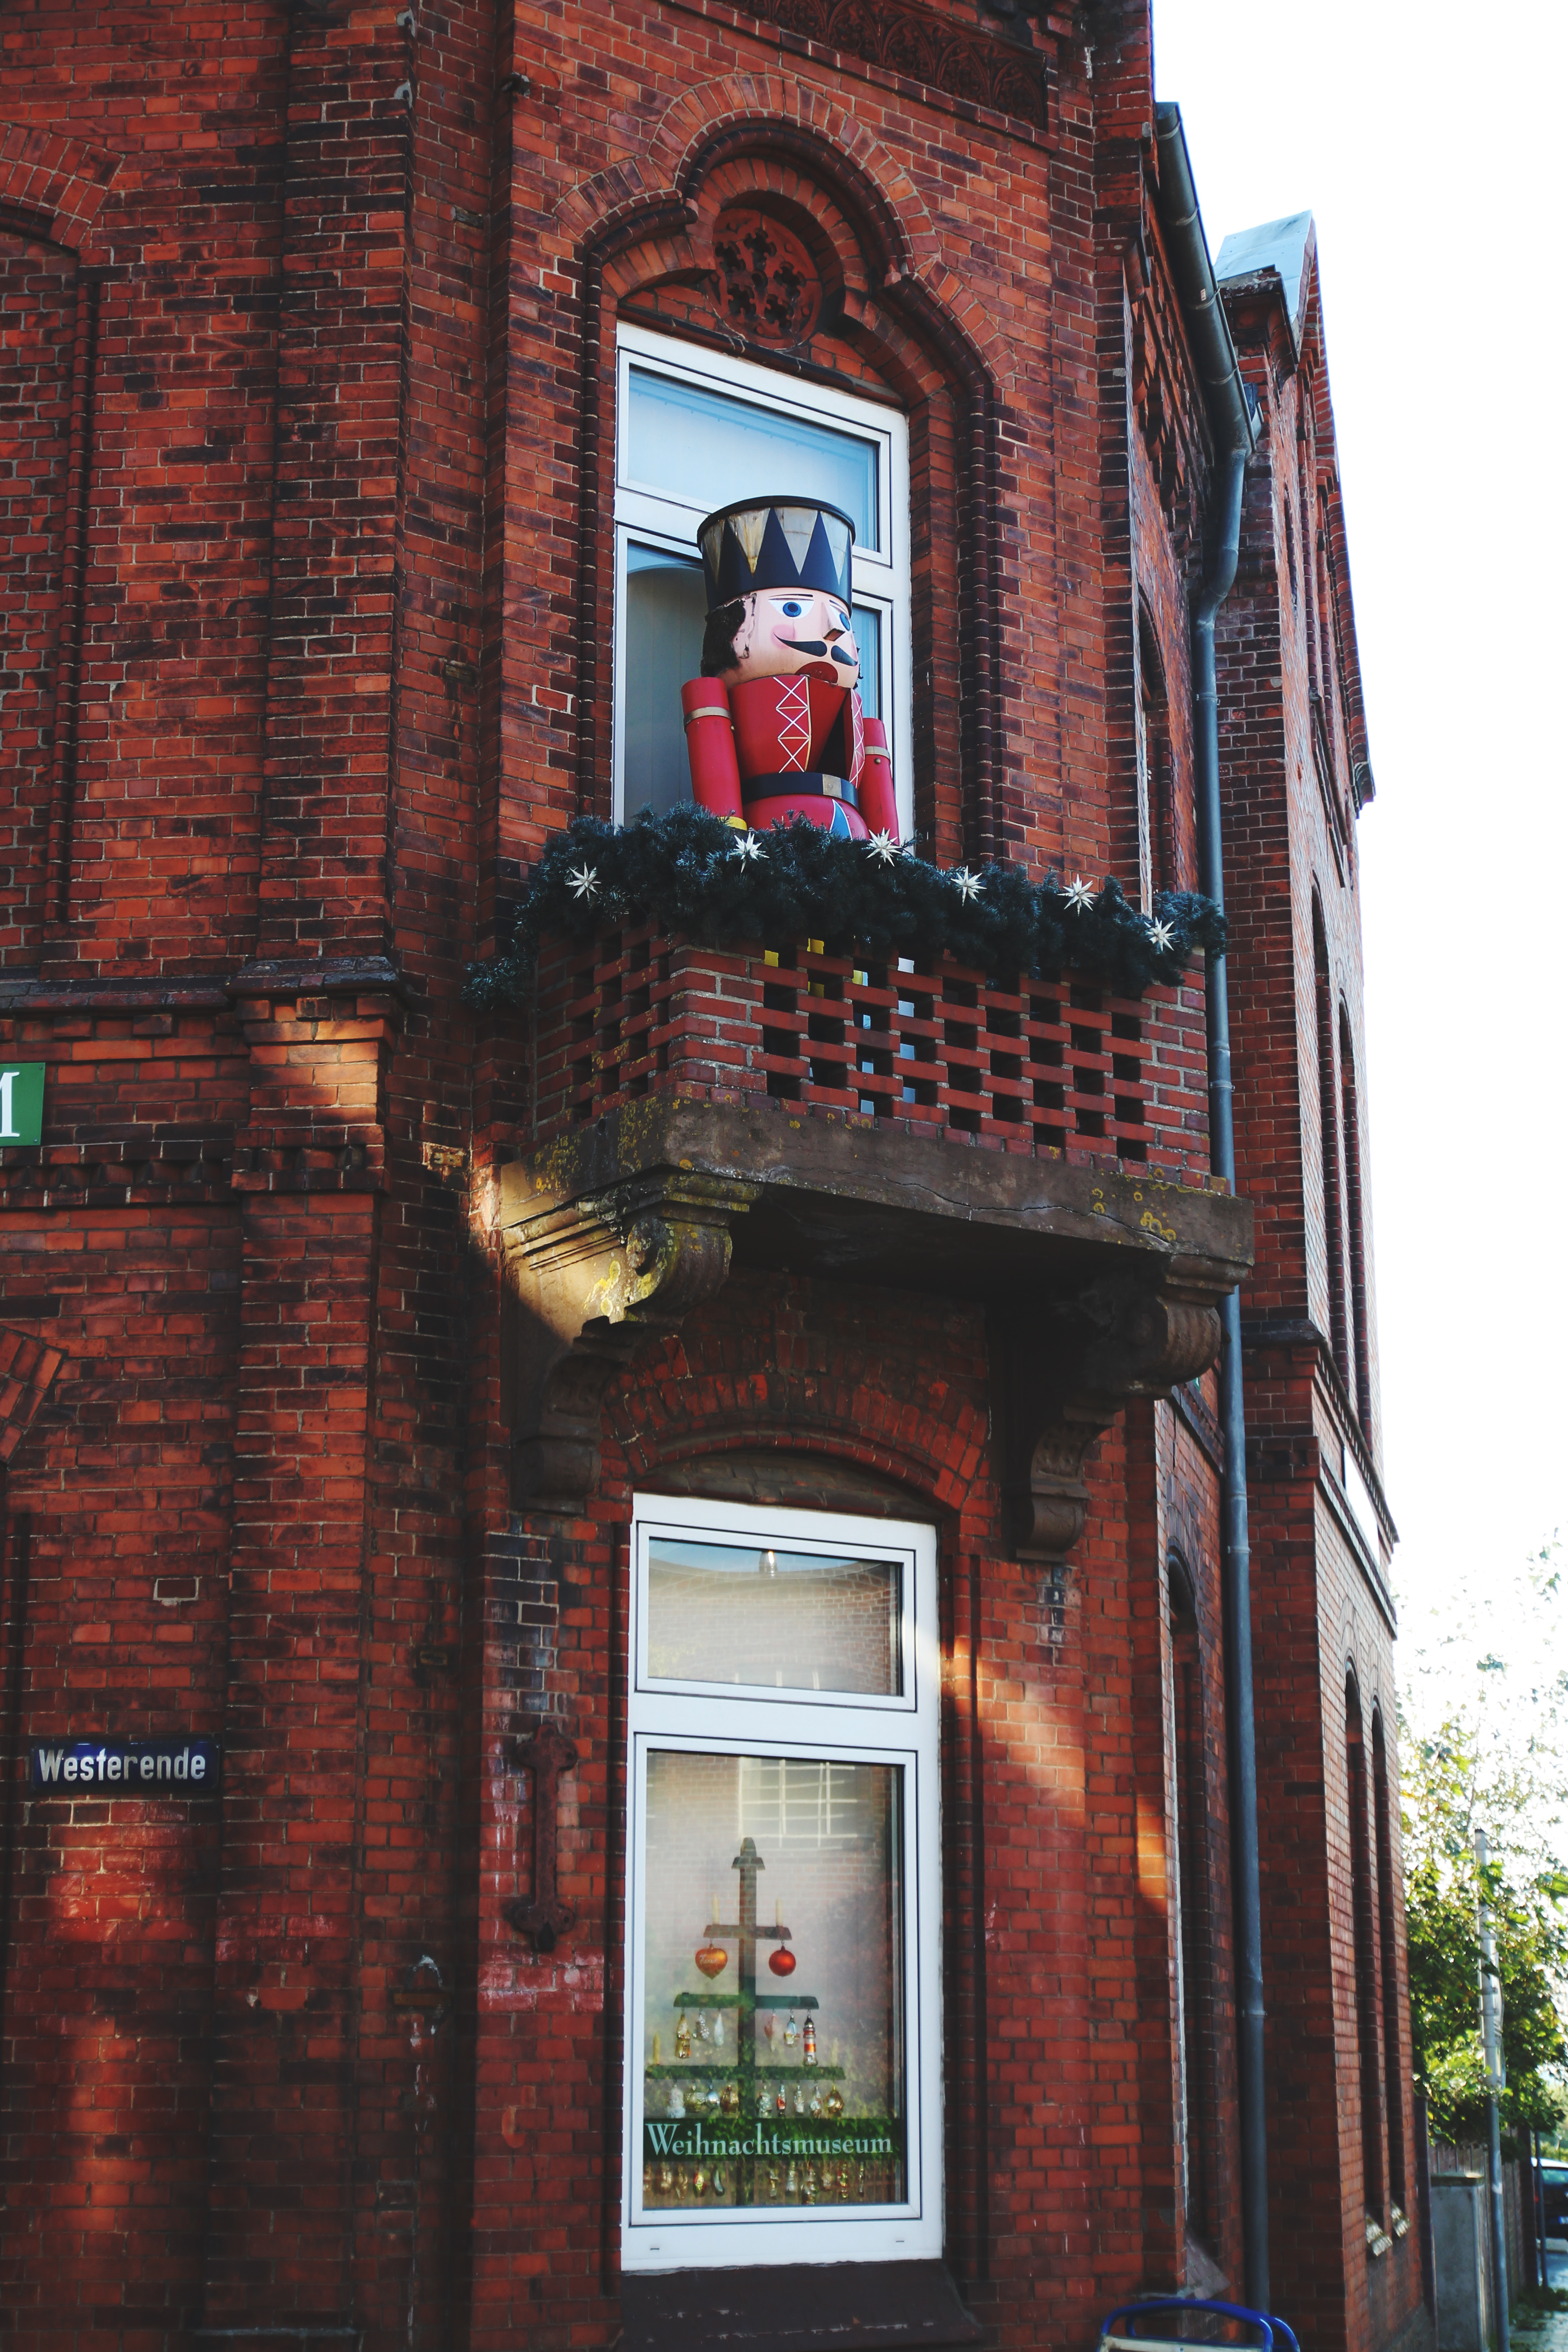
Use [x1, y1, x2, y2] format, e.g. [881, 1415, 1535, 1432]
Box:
[995, 1255, 1233, 1564]
[495, 1098, 1250, 1548]
[498, 1166, 758, 1513]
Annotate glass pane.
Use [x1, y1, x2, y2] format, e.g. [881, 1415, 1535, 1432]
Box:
[641, 1750, 906, 2213]
[852, 605, 881, 720]
[624, 543, 708, 820]
[627, 367, 879, 550]
[646, 1538, 902, 1696]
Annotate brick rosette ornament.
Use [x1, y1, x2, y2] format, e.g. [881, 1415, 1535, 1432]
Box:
[681, 496, 900, 843]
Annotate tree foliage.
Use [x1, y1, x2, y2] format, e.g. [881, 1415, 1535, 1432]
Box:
[1401, 1542, 1568, 2146]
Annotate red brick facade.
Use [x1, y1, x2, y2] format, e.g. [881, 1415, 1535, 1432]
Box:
[0, 6, 1420, 2352]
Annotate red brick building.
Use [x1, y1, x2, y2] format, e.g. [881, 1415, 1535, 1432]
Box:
[0, 5, 1423, 2351]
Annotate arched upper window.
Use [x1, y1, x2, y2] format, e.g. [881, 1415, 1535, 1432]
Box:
[1312, 898, 1349, 1382]
[1339, 1003, 1372, 1437]
[1345, 1674, 1385, 2223]
[0, 225, 82, 965]
[613, 325, 912, 834]
[1138, 609, 1175, 908]
[578, 145, 1005, 866]
[1298, 400, 1318, 699]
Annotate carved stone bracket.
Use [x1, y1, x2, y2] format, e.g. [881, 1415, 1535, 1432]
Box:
[995, 1265, 1228, 1564]
[499, 1168, 758, 1514]
[496, 1099, 1251, 1553]
[505, 1720, 579, 1953]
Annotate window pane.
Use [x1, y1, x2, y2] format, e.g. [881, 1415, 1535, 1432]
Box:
[852, 605, 881, 720]
[646, 1539, 902, 1695]
[625, 542, 708, 820]
[641, 1750, 906, 2212]
[627, 368, 879, 550]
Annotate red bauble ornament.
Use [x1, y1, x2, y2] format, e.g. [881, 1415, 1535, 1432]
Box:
[695, 1943, 728, 1979]
[768, 1946, 797, 1978]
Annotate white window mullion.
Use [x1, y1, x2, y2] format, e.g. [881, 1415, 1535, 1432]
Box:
[622, 1495, 940, 2275]
[613, 324, 912, 840]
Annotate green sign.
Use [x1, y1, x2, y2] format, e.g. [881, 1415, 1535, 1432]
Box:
[0, 1064, 44, 1147]
[643, 2115, 903, 2165]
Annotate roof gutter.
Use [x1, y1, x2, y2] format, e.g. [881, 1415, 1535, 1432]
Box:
[1154, 100, 1270, 2317]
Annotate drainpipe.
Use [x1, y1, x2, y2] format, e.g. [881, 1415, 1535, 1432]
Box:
[1154, 102, 1269, 2314]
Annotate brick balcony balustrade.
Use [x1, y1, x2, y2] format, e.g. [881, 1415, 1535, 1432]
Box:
[504, 924, 1246, 1535]
[531, 924, 1214, 1183]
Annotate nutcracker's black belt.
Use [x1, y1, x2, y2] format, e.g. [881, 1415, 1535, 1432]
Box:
[742, 772, 859, 810]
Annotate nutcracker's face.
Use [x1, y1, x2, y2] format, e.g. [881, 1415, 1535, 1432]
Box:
[719, 588, 860, 690]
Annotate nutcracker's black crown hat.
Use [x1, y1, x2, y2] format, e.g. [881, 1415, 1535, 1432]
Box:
[697, 496, 855, 614]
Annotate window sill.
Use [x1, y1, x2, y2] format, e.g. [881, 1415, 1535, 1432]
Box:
[621, 2259, 983, 2352]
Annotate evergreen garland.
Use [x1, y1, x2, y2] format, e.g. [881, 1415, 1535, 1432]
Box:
[462, 805, 1227, 1010]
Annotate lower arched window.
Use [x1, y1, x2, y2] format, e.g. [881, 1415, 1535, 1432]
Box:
[622, 1493, 942, 2273]
[1372, 1710, 1406, 2222]
[1346, 1676, 1385, 2225]
[1169, 1557, 1214, 2246]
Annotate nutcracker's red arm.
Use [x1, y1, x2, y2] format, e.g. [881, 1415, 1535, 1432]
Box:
[857, 711, 898, 841]
[681, 677, 745, 826]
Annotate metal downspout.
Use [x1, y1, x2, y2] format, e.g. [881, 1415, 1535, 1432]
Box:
[1154, 101, 1270, 2312]
[1196, 444, 1268, 2314]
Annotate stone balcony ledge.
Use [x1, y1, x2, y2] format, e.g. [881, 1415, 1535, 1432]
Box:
[499, 930, 1253, 1563]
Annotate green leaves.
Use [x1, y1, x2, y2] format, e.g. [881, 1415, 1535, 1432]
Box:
[1403, 1712, 1568, 2143]
[1400, 1536, 1568, 2145]
[462, 806, 1228, 1011]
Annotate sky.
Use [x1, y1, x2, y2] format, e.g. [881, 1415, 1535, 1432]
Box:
[1151, 0, 1568, 1700]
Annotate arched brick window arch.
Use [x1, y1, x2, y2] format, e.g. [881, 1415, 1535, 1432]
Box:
[565, 126, 1005, 869]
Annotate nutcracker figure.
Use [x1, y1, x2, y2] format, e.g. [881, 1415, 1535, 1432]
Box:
[680, 496, 899, 843]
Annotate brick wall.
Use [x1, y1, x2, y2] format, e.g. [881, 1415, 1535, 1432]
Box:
[0, 1, 1414, 2348]
[531, 925, 1215, 1178]
[1217, 259, 1418, 2352]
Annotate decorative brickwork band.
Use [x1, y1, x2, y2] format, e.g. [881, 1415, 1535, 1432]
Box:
[532, 927, 1215, 1178]
[712, 0, 1050, 129]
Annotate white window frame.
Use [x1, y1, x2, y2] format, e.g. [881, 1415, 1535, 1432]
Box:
[621, 1492, 942, 2275]
[612, 323, 914, 840]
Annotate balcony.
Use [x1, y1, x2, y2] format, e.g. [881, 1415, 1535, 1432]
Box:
[497, 924, 1253, 1560]
[533, 925, 1214, 1178]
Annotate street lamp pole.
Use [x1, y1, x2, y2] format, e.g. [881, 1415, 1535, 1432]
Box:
[1478, 1828, 1511, 2352]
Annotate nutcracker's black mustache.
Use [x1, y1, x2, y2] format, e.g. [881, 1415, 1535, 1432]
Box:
[832, 643, 856, 665]
[788, 639, 828, 657]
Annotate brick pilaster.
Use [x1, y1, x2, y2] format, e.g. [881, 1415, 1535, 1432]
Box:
[254, 3, 412, 964]
[200, 991, 392, 2328]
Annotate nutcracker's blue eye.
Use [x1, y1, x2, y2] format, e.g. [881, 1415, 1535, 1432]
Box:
[778, 600, 804, 618]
